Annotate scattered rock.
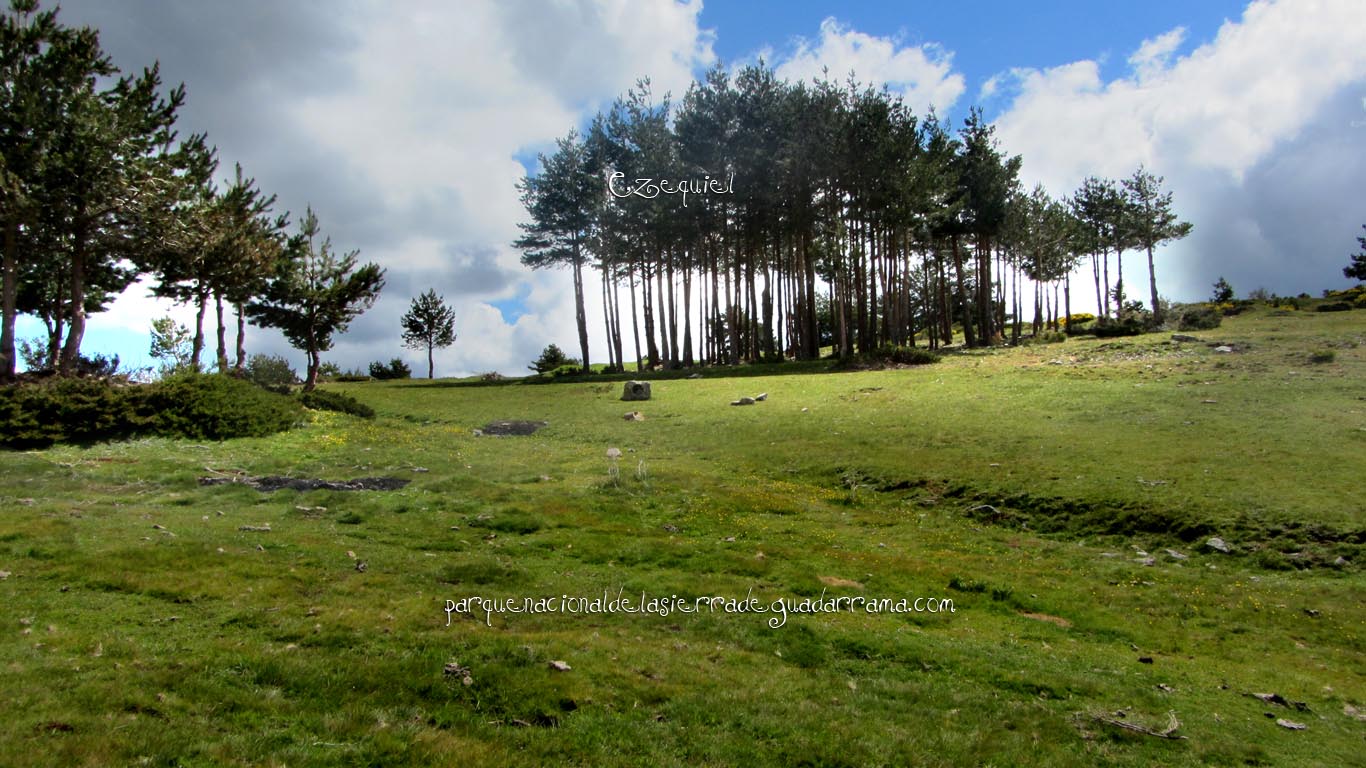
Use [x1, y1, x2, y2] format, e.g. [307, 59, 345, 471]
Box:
[0, 570, 10, 580]
[1171, 334, 1200, 343]
[1165, 549, 1188, 561]
[238, 524, 271, 532]
[722, 536, 736, 543]
[621, 381, 652, 401]
[200, 476, 411, 492]
[17, 498, 35, 506]
[478, 420, 548, 437]
[294, 505, 327, 513]
[731, 397, 756, 406]
[548, 660, 572, 672]
[606, 447, 622, 460]
[1344, 703, 1366, 722]
[1136, 556, 1156, 566]
[687, 373, 702, 379]
[662, 523, 680, 533]
[355, 561, 368, 573]
[411, 467, 429, 473]
[1156, 683, 1175, 693]
[1205, 537, 1232, 554]
[1098, 552, 1120, 558]
[1275, 719, 1306, 730]
[444, 661, 474, 686]
[622, 411, 644, 421]
[1303, 608, 1320, 617]
[256, 544, 265, 552]
[152, 524, 167, 530]
[1201, 399, 1218, 404]
[754, 392, 768, 401]
[1333, 556, 1350, 567]
[1213, 345, 1234, 353]
[1250, 692, 1310, 711]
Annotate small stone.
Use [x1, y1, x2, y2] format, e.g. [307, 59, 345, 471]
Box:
[1136, 556, 1156, 566]
[662, 524, 679, 533]
[622, 411, 644, 421]
[548, 660, 572, 672]
[346, 551, 356, 560]
[256, 544, 265, 551]
[754, 392, 767, 401]
[1333, 556, 1349, 567]
[355, 561, 368, 572]
[1275, 719, 1306, 730]
[723, 536, 736, 543]
[238, 524, 272, 532]
[687, 373, 702, 379]
[1165, 549, 1188, 560]
[1171, 334, 1200, 343]
[0, 571, 9, 580]
[411, 467, 429, 473]
[606, 447, 622, 460]
[731, 397, 755, 406]
[1206, 537, 1231, 554]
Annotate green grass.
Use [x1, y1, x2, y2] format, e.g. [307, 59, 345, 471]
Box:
[1, 303, 1363, 766]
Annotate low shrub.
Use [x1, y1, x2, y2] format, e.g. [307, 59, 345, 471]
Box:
[1316, 301, 1352, 312]
[299, 388, 376, 419]
[243, 354, 298, 392]
[479, 371, 505, 382]
[1177, 305, 1223, 331]
[369, 358, 412, 380]
[149, 374, 303, 440]
[1308, 349, 1336, 364]
[1092, 318, 1146, 337]
[0, 374, 302, 448]
[1035, 331, 1067, 344]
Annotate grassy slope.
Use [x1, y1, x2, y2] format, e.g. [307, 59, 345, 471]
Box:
[1, 305, 1363, 767]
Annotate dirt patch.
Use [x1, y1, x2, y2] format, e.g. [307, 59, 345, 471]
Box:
[477, 420, 548, 436]
[199, 475, 410, 492]
[1019, 612, 1072, 628]
[819, 576, 865, 589]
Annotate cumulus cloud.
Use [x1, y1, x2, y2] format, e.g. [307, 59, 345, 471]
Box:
[50, 0, 715, 376]
[774, 18, 966, 115]
[990, 0, 1366, 301]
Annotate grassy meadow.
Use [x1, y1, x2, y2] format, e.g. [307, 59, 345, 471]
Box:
[2, 304, 1363, 766]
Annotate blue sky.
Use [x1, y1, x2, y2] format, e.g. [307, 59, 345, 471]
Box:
[30, 0, 1366, 376]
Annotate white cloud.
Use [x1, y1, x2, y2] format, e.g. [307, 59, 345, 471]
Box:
[991, 0, 1366, 301]
[56, 0, 714, 376]
[774, 18, 965, 116]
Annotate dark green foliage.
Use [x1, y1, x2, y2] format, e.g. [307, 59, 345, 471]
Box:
[1344, 224, 1366, 281]
[1211, 277, 1234, 303]
[1315, 302, 1352, 312]
[333, 373, 371, 383]
[0, 374, 300, 447]
[0, 378, 150, 447]
[298, 388, 375, 419]
[528, 344, 575, 374]
[1177, 305, 1222, 331]
[1308, 349, 1335, 364]
[368, 358, 411, 380]
[147, 374, 302, 440]
[1091, 318, 1145, 337]
[242, 353, 297, 392]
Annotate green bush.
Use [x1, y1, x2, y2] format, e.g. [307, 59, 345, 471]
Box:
[148, 374, 303, 440]
[242, 354, 298, 393]
[0, 378, 151, 448]
[529, 344, 578, 374]
[298, 388, 376, 419]
[1177, 305, 1223, 331]
[0, 374, 301, 448]
[368, 358, 412, 380]
[1315, 301, 1352, 312]
[1092, 318, 1146, 337]
[1308, 349, 1336, 364]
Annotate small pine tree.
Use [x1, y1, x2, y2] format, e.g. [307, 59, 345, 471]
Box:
[1345, 224, 1366, 281]
[149, 316, 194, 376]
[1211, 277, 1234, 304]
[400, 289, 456, 378]
[529, 344, 573, 374]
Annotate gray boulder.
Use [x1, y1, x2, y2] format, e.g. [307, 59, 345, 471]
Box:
[621, 381, 651, 401]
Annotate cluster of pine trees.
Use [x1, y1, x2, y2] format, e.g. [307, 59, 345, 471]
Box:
[516, 65, 1191, 372]
[0, 1, 383, 389]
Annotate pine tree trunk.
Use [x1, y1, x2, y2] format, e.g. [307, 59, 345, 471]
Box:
[628, 264, 642, 372]
[192, 288, 208, 373]
[427, 343, 434, 379]
[950, 233, 976, 348]
[1146, 245, 1161, 323]
[59, 225, 88, 375]
[214, 291, 228, 373]
[0, 221, 17, 381]
[234, 302, 247, 372]
[572, 254, 590, 374]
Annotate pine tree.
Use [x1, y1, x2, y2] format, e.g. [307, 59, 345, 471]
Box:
[246, 207, 384, 390]
[1124, 166, 1192, 323]
[400, 289, 455, 379]
[1344, 224, 1366, 281]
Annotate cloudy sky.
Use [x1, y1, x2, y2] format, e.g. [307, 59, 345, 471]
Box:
[27, 0, 1366, 377]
